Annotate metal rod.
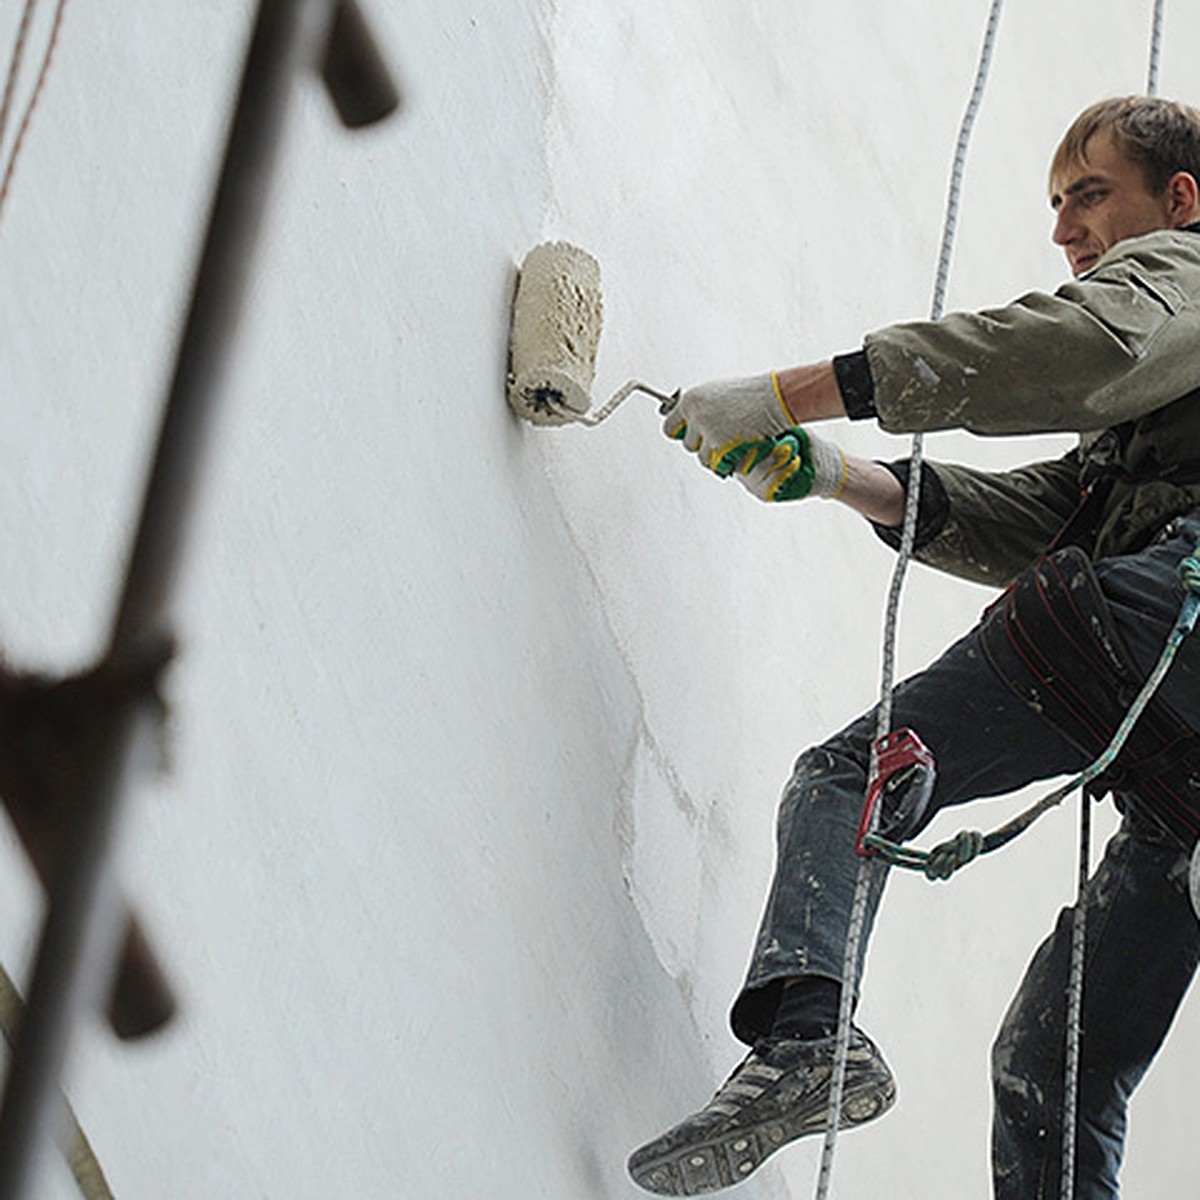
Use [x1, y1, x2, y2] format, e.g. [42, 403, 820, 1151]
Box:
[109, 0, 327, 656]
[0, 2, 337, 1193]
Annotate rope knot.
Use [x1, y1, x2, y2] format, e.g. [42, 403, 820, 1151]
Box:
[1179, 553, 1200, 595]
[923, 829, 984, 880]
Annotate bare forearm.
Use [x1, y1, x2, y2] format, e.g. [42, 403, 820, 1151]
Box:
[775, 361, 846, 425]
[835, 455, 905, 527]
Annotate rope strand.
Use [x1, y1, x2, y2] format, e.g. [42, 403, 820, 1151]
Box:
[813, 5, 1006, 1197]
[822, 7, 1172, 1196]
[0, 0, 67, 230]
[1147, 0, 1165, 96]
[0, 0, 38, 151]
[1060, 790, 1091, 1199]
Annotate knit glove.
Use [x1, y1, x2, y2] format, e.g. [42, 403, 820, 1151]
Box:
[663, 372, 793, 472]
[731, 426, 848, 502]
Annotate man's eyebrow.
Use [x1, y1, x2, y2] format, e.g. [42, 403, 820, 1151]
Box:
[1050, 173, 1110, 210]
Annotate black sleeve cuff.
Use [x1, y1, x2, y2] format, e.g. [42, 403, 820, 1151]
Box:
[870, 460, 951, 552]
[832, 350, 877, 421]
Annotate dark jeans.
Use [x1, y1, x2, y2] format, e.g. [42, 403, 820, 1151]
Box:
[991, 813, 1198, 1198]
[730, 514, 1200, 1198]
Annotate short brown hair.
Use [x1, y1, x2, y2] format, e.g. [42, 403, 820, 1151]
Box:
[1051, 96, 1200, 194]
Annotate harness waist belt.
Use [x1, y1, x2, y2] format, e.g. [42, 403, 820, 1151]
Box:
[979, 545, 1200, 847]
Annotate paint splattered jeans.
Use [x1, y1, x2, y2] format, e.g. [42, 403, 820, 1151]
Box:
[729, 514, 1200, 1198]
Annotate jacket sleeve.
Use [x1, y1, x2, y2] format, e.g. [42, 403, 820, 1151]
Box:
[863, 231, 1200, 436]
[873, 452, 1084, 586]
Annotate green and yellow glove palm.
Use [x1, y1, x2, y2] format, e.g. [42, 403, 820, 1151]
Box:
[720, 426, 848, 502]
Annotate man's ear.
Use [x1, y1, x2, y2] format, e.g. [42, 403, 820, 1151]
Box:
[1167, 169, 1200, 227]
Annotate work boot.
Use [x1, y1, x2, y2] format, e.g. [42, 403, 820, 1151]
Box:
[627, 1026, 895, 1195]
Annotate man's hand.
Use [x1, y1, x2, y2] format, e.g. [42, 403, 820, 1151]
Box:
[663, 372, 793, 471]
[732, 427, 848, 502]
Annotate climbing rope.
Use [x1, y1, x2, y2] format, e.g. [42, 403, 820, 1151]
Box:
[846, 11, 1176, 1198]
[1147, 0, 1165, 97]
[0, 0, 38, 149]
[1060, 780, 1091, 1199]
[819, 4, 1178, 1196]
[813, 4, 1006, 1197]
[1060, 20, 1168, 1185]
[0, 0, 68, 229]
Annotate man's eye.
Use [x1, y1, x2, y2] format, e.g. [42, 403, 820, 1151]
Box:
[1080, 189, 1107, 207]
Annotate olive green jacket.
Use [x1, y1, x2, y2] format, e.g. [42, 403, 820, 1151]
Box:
[863, 228, 1200, 586]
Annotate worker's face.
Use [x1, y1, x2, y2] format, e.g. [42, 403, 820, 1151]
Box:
[1049, 131, 1180, 277]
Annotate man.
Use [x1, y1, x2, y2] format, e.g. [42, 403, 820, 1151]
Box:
[627, 96, 1200, 1199]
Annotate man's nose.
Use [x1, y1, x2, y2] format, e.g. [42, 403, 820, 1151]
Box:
[1052, 205, 1078, 246]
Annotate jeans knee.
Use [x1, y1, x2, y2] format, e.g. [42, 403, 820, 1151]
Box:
[775, 744, 862, 846]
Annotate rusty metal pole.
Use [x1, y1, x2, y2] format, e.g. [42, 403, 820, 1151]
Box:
[0, 3, 399, 1194]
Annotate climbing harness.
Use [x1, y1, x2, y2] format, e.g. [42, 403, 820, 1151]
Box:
[818, 3, 1175, 1199]
[813, 3, 1006, 1198]
[859, 534, 1200, 1198]
[861, 542, 1200, 876]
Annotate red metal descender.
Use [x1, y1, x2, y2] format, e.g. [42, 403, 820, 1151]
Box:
[855, 728, 937, 857]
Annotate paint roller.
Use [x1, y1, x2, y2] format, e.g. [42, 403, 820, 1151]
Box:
[507, 241, 677, 427]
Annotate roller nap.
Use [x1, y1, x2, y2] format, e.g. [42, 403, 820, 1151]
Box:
[508, 242, 604, 426]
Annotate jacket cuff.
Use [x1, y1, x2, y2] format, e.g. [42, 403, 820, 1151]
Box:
[870, 460, 951, 551]
[833, 351, 877, 421]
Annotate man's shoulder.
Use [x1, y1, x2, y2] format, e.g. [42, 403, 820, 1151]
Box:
[1085, 228, 1200, 282]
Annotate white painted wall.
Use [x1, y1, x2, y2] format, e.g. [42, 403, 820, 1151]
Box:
[0, 2, 1198, 1197]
